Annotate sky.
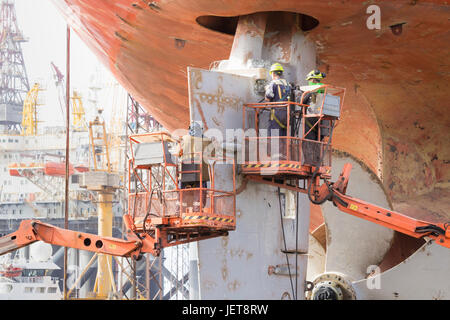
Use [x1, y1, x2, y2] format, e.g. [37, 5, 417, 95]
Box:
[14, 0, 127, 131]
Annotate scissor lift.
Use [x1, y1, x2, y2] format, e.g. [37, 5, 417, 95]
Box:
[241, 84, 345, 192]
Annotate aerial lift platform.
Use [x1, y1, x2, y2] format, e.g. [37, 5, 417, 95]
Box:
[0, 131, 236, 259]
[240, 84, 449, 248]
[241, 84, 342, 194]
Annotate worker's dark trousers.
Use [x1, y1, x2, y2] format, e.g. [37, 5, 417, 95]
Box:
[268, 121, 287, 160]
[302, 117, 321, 166]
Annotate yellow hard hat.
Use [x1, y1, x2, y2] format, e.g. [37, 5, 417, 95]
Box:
[306, 69, 326, 80]
[270, 63, 284, 73]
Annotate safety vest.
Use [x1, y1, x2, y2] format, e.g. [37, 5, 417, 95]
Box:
[304, 81, 324, 130]
[272, 79, 290, 101]
[269, 79, 291, 129]
[308, 81, 324, 93]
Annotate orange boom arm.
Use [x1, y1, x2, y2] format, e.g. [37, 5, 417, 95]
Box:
[312, 163, 450, 248]
[0, 213, 230, 259]
[0, 164, 448, 259]
[0, 215, 159, 259]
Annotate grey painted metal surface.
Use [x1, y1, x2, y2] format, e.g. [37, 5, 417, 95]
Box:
[198, 181, 308, 299]
[188, 67, 311, 299]
[188, 66, 256, 194]
[188, 13, 317, 299]
[306, 235, 326, 282]
[188, 66, 257, 136]
[353, 241, 450, 299]
[322, 156, 394, 281]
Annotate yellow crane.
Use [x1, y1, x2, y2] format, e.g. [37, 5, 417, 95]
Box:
[21, 83, 42, 136]
[86, 112, 117, 298]
[88, 113, 111, 173]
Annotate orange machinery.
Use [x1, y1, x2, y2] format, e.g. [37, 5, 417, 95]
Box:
[127, 132, 236, 254]
[241, 84, 449, 249]
[0, 132, 237, 259]
[0, 85, 448, 261]
[241, 85, 343, 179]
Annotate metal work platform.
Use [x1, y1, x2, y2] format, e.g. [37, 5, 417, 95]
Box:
[241, 85, 345, 183]
[128, 132, 236, 248]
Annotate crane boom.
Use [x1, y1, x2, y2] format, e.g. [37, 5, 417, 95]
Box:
[312, 163, 450, 248]
[0, 215, 151, 259]
[50, 62, 67, 122]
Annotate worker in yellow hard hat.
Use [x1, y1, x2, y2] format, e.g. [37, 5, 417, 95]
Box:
[302, 69, 327, 166]
[264, 63, 292, 137]
[302, 69, 326, 105]
[306, 69, 326, 83]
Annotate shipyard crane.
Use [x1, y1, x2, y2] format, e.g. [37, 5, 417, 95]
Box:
[76, 111, 120, 299]
[50, 62, 66, 122]
[0, 0, 30, 133]
[71, 90, 87, 132]
[21, 83, 42, 136]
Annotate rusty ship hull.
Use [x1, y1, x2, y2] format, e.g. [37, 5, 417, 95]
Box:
[51, 0, 450, 299]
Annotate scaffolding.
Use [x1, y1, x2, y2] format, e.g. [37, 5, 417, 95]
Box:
[121, 95, 166, 299]
[71, 91, 87, 132]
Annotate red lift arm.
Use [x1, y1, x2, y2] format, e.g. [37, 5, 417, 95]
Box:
[310, 163, 450, 248]
[0, 214, 150, 259]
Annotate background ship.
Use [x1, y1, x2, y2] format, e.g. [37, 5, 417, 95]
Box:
[0, 242, 61, 300]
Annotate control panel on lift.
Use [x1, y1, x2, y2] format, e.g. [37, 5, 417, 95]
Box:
[241, 84, 345, 187]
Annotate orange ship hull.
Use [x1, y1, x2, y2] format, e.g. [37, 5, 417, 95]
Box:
[51, 0, 449, 223]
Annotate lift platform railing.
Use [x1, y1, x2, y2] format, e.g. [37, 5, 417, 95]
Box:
[242, 84, 345, 178]
[243, 136, 332, 166]
[128, 132, 236, 232]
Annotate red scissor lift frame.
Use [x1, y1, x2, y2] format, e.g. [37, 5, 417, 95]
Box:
[242, 85, 346, 191]
[128, 132, 236, 251]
